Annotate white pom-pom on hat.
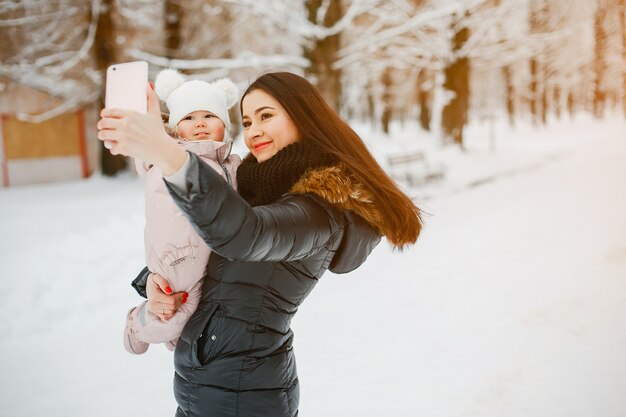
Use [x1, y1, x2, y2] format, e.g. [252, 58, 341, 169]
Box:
[154, 69, 185, 101]
[212, 78, 239, 109]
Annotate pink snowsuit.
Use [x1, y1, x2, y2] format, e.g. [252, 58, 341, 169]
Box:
[126, 139, 241, 349]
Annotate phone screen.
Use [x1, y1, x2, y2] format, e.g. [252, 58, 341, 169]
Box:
[105, 61, 148, 113]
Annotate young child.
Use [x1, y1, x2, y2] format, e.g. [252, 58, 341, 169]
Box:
[124, 69, 241, 354]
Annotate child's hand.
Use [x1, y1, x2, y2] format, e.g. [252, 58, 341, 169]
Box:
[146, 272, 188, 321]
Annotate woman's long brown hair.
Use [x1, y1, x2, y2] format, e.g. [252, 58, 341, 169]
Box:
[241, 72, 422, 249]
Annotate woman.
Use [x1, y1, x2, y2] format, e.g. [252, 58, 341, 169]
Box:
[98, 72, 422, 417]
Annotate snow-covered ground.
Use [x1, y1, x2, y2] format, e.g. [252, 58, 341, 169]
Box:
[1, 114, 625, 417]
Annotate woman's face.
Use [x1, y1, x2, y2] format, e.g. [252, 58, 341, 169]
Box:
[241, 89, 300, 163]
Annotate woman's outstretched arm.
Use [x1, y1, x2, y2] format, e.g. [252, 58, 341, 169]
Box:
[164, 153, 342, 263]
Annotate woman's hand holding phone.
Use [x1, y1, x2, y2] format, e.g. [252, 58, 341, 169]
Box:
[99, 60, 188, 174]
[98, 81, 188, 176]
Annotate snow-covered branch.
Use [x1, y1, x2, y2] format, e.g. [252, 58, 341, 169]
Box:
[15, 91, 100, 123]
[44, 0, 101, 76]
[457, 0, 518, 58]
[128, 49, 310, 71]
[304, 0, 378, 39]
[0, 6, 84, 26]
[336, 2, 475, 61]
[220, 0, 376, 40]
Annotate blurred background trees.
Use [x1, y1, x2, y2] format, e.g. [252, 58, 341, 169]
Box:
[0, 0, 624, 176]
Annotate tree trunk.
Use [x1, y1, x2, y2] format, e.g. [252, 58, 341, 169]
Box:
[367, 84, 376, 129]
[165, 0, 182, 57]
[413, 0, 431, 131]
[441, 17, 470, 147]
[94, 0, 127, 176]
[529, 58, 540, 124]
[567, 90, 575, 116]
[528, 0, 549, 125]
[618, 0, 626, 117]
[593, 0, 608, 118]
[417, 69, 431, 131]
[381, 67, 392, 134]
[304, 0, 343, 111]
[541, 81, 548, 124]
[553, 86, 562, 119]
[502, 65, 515, 126]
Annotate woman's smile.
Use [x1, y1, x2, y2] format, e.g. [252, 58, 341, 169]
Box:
[253, 141, 272, 152]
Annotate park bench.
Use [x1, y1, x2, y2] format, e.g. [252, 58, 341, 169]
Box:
[386, 151, 445, 187]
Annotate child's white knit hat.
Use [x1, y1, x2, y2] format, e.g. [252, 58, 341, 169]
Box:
[154, 69, 239, 132]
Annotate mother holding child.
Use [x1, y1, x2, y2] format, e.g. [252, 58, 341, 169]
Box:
[98, 70, 423, 417]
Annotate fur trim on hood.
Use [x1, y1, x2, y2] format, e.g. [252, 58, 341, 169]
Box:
[290, 163, 387, 239]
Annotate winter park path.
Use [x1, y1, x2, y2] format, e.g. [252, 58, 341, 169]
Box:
[0, 126, 625, 417]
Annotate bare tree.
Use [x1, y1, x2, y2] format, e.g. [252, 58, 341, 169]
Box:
[528, 0, 548, 124]
[336, 0, 477, 136]
[339, 0, 540, 144]
[0, 0, 101, 122]
[93, 0, 128, 175]
[304, 0, 343, 110]
[164, 0, 183, 57]
[594, 0, 610, 117]
[380, 66, 393, 133]
[502, 65, 515, 125]
[416, 68, 433, 130]
[621, 0, 626, 117]
[441, 13, 470, 146]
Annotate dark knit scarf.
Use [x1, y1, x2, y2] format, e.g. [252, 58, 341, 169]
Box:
[237, 140, 337, 207]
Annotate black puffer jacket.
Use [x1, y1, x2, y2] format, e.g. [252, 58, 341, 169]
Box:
[134, 153, 381, 417]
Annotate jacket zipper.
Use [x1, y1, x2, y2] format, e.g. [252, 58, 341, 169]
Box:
[216, 149, 231, 185]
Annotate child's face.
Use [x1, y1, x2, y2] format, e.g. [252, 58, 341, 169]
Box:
[176, 110, 225, 141]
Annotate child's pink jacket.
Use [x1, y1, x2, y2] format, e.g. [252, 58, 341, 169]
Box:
[127, 139, 241, 347]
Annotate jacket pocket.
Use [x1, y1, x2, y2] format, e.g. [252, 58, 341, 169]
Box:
[190, 303, 223, 367]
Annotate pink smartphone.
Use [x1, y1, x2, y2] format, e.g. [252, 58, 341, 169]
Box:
[105, 61, 148, 113]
